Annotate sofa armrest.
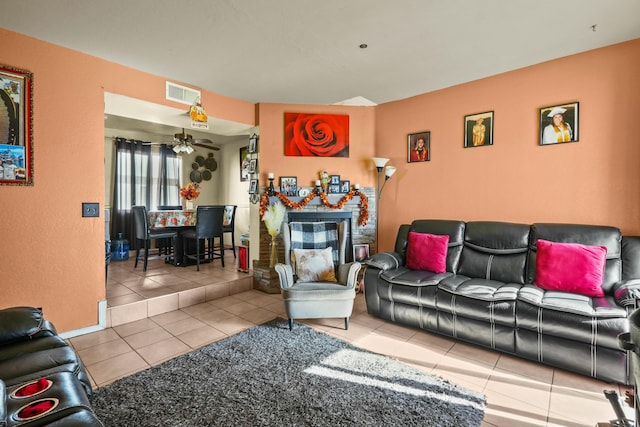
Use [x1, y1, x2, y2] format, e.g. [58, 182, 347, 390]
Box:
[612, 279, 640, 308]
[0, 307, 56, 346]
[363, 251, 404, 271]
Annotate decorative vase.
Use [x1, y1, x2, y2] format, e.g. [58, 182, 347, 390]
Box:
[185, 200, 194, 210]
[269, 235, 278, 267]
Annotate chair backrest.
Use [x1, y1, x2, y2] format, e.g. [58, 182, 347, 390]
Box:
[131, 206, 149, 240]
[157, 205, 182, 210]
[223, 205, 237, 230]
[195, 205, 225, 239]
[283, 221, 347, 267]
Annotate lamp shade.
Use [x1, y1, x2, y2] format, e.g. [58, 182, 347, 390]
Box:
[385, 166, 397, 178]
[372, 157, 389, 168]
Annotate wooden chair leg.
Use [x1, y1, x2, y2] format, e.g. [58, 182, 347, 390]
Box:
[288, 318, 294, 330]
[196, 237, 200, 271]
[344, 317, 350, 330]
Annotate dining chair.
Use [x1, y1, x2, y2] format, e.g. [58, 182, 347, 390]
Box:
[223, 205, 237, 258]
[182, 205, 225, 271]
[157, 205, 182, 210]
[132, 205, 179, 272]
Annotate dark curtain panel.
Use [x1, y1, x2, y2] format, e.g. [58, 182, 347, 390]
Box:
[111, 138, 152, 245]
[157, 144, 179, 207]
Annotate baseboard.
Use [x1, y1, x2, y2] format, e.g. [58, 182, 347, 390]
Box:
[59, 299, 107, 339]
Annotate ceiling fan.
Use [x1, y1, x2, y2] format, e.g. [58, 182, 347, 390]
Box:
[144, 128, 220, 154]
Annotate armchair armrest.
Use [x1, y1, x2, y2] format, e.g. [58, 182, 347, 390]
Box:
[337, 262, 362, 288]
[612, 279, 640, 308]
[274, 263, 295, 289]
[363, 251, 404, 271]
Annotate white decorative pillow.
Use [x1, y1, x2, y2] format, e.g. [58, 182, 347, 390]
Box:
[293, 247, 337, 283]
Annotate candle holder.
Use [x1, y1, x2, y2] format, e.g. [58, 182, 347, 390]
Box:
[268, 176, 275, 196]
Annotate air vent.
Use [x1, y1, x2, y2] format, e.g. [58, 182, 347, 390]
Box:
[165, 82, 201, 105]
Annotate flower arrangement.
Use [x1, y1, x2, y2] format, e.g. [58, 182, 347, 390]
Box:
[180, 182, 200, 200]
[262, 200, 286, 267]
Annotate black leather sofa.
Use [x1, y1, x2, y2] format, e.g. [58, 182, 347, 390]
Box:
[0, 306, 103, 426]
[363, 220, 640, 385]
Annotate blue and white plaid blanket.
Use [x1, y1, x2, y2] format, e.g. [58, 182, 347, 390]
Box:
[289, 222, 339, 266]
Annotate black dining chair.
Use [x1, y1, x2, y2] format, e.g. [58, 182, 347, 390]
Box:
[132, 205, 179, 272]
[223, 205, 237, 258]
[157, 205, 182, 210]
[182, 205, 225, 271]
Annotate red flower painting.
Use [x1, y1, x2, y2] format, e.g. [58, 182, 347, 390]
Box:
[284, 113, 349, 157]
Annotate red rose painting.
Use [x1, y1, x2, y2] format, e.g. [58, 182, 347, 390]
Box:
[284, 113, 349, 157]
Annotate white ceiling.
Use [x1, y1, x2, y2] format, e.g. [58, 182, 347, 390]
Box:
[2, 0, 639, 139]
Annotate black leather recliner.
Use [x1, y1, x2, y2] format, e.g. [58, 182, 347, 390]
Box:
[0, 306, 103, 426]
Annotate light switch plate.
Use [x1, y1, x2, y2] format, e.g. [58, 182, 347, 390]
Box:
[82, 202, 100, 218]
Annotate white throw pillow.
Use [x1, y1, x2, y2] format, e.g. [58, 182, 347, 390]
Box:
[293, 247, 337, 283]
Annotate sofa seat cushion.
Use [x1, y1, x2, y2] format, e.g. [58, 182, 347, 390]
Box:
[436, 276, 522, 326]
[516, 284, 628, 350]
[380, 267, 452, 286]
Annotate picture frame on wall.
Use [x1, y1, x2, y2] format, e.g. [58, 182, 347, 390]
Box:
[239, 146, 250, 182]
[279, 176, 298, 196]
[407, 131, 430, 162]
[0, 64, 34, 186]
[539, 102, 579, 145]
[353, 244, 370, 262]
[464, 111, 494, 148]
[248, 134, 258, 153]
[248, 158, 258, 174]
[249, 179, 258, 194]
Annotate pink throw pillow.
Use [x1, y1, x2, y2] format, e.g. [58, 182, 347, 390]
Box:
[406, 232, 449, 273]
[534, 239, 607, 297]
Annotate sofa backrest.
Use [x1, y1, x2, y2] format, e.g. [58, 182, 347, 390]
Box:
[408, 220, 466, 273]
[458, 221, 531, 284]
[527, 223, 622, 294]
[622, 236, 640, 281]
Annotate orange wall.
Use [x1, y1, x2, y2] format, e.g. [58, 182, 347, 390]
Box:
[374, 39, 640, 251]
[255, 103, 376, 187]
[0, 29, 254, 331]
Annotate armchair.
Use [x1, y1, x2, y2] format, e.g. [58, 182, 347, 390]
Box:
[274, 221, 362, 330]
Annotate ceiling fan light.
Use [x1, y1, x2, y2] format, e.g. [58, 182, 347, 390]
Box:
[185, 145, 194, 154]
[172, 145, 181, 154]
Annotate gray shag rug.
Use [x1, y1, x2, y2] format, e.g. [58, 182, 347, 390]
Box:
[90, 318, 486, 426]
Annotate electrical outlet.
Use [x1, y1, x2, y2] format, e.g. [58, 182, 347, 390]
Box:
[82, 202, 100, 218]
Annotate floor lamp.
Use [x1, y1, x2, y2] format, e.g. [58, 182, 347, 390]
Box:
[372, 157, 397, 254]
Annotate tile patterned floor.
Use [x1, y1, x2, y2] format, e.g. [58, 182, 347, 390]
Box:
[74, 256, 633, 426]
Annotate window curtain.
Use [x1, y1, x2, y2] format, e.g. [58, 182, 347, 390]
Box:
[111, 138, 180, 245]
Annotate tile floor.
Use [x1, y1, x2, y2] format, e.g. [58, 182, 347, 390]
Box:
[74, 255, 633, 426]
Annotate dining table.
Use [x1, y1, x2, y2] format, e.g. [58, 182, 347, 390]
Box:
[147, 209, 201, 266]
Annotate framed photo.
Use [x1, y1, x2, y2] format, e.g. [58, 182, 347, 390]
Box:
[464, 111, 494, 148]
[353, 244, 370, 262]
[407, 131, 430, 162]
[239, 146, 250, 182]
[0, 64, 33, 185]
[248, 134, 258, 153]
[330, 174, 340, 185]
[539, 102, 579, 145]
[279, 176, 298, 196]
[248, 158, 258, 174]
[339, 180, 350, 193]
[328, 184, 340, 194]
[249, 179, 258, 194]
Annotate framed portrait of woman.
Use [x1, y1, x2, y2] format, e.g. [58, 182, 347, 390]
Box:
[464, 111, 493, 148]
[539, 102, 579, 146]
[407, 131, 430, 162]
